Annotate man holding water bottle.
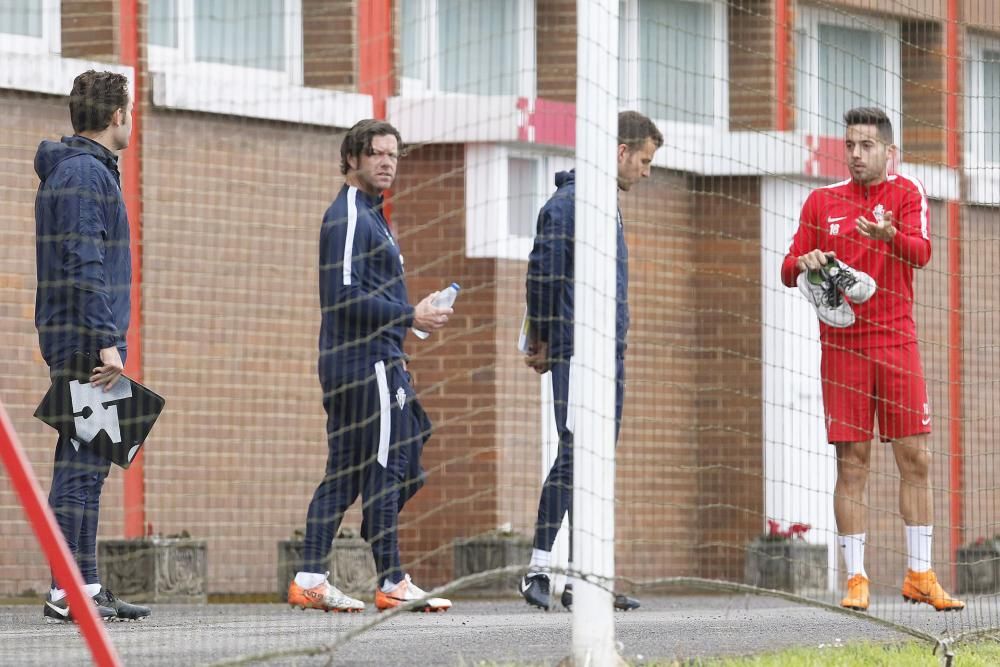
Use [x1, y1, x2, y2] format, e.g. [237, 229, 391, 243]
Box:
[288, 119, 454, 613]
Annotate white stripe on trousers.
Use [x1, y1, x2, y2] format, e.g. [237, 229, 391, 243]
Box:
[374, 361, 390, 468]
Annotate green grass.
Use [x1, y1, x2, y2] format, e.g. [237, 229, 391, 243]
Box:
[672, 639, 1000, 666]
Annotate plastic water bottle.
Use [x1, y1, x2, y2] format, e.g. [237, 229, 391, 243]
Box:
[412, 283, 461, 339]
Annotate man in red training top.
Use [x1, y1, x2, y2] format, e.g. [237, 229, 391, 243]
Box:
[781, 107, 963, 613]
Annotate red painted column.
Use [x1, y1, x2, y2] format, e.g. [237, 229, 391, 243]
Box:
[120, 0, 146, 538]
[358, 0, 395, 119]
[945, 0, 963, 575]
[358, 0, 396, 221]
[774, 0, 789, 131]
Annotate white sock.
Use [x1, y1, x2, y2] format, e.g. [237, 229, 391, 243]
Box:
[294, 572, 327, 589]
[50, 587, 66, 602]
[84, 583, 101, 598]
[381, 577, 403, 593]
[529, 549, 551, 571]
[906, 525, 933, 572]
[839, 533, 868, 578]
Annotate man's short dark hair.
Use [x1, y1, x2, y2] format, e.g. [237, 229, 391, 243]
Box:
[69, 70, 129, 134]
[843, 107, 894, 144]
[618, 111, 663, 151]
[340, 119, 404, 175]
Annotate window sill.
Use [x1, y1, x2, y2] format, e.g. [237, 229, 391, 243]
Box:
[966, 168, 1000, 206]
[150, 67, 372, 128]
[0, 51, 133, 97]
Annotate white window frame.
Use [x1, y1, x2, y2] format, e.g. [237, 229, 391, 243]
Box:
[0, 0, 60, 54]
[965, 32, 1000, 168]
[619, 0, 729, 134]
[148, 0, 304, 87]
[795, 4, 901, 142]
[399, 0, 536, 98]
[465, 144, 572, 260]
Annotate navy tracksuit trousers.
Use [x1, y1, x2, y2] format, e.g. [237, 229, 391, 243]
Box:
[532, 357, 625, 553]
[47, 354, 123, 587]
[302, 360, 429, 587]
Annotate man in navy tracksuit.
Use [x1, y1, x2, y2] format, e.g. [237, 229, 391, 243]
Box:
[288, 119, 454, 613]
[34, 70, 149, 623]
[520, 111, 663, 611]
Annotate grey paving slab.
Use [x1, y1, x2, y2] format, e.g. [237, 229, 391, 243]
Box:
[0, 595, 991, 666]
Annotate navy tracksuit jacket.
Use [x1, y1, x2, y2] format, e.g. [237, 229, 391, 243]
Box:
[34, 135, 132, 586]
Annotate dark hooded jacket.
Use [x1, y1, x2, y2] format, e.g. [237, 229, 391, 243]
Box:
[34, 136, 131, 368]
[526, 170, 630, 360]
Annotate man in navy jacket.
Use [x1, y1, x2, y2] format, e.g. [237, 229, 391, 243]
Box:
[521, 111, 663, 611]
[288, 120, 454, 613]
[35, 70, 149, 623]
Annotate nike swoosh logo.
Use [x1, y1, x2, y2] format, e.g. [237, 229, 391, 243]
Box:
[828, 216, 847, 223]
[922, 416, 931, 426]
[45, 601, 70, 617]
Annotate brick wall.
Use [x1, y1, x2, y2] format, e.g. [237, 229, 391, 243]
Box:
[901, 21, 947, 165]
[139, 111, 343, 592]
[689, 176, 765, 581]
[535, 0, 577, 102]
[729, 0, 777, 131]
[303, 0, 356, 90]
[61, 0, 117, 61]
[391, 144, 503, 584]
[616, 169, 703, 580]
[959, 206, 1000, 552]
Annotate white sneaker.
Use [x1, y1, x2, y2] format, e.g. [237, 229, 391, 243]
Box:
[827, 259, 876, 304]
[798, 268, 855, 328]
[375, 574, 451, 612]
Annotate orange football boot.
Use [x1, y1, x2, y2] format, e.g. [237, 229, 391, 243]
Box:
[840, 573, 870, 611]
[901, 569, 965, 611]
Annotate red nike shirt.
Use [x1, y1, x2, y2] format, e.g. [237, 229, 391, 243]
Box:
[781, 174, 932, 349]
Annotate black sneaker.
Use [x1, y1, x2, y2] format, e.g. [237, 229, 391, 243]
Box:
[92, 588, 151, 621]
[519, 572, 551, 610]
[43, 594, 115, 624]
[560, 584, 640, 611]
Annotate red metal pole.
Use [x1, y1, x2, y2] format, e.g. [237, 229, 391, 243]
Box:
[358, 0, 396, 222]
[945, 0, 963, 575]
[120, 0, 146, 538]
[358, 0, 394, 119]
[0, 404, 122, 667]
[774, 0, 789, 131]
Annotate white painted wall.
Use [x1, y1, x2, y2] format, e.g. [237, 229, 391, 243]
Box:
[760, 176, 838, 590]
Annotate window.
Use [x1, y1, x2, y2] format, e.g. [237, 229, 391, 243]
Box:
[796, 6, 901, 139]
[619, 0, 728, 130]
[967, 34, 1000, 166]
[466, 145, 572, 259]
[148, 0, 302, 84]
[399, 0, 535, 97]
[0, 0, 59, 54]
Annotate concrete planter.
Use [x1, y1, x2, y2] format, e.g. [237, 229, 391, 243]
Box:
[98, 537, 207, 603]
[453, 534, 531, 595]
[957, 542, 1000, 594]
[744, 540, 827, 594]
[277, 537, 375, 601]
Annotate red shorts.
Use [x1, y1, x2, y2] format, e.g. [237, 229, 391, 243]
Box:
[820, 342, 931, 443]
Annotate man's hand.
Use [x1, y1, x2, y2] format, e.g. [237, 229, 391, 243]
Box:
[91, 346, 124, 391]
[856, 211, 897, 242]
[524, 340, 550, 374]
[413, 291, 452, 333]
[795, 249, 835, 274]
